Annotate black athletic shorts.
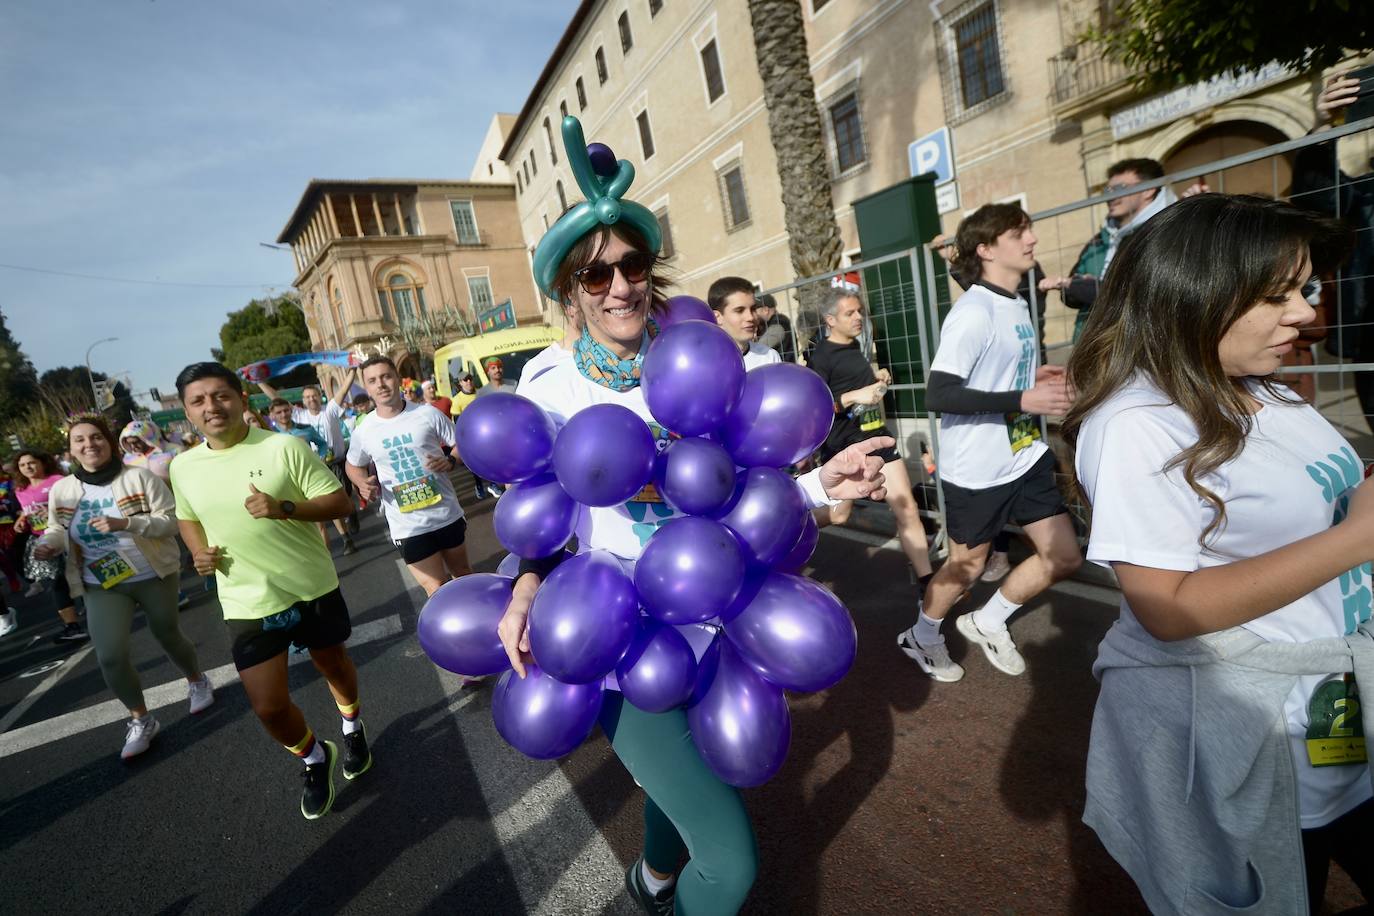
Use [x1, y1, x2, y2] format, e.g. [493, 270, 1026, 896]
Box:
[396, 517, 468, 565]
[819, 425, 901, 465]
[328, 460, 355, 498]
[942, 449, 1067, 548]
[227, 587, 352, 671]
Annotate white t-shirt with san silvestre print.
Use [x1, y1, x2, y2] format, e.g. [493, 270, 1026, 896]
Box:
[1077, 376, 1374, 828]
[928, 282, 1047, 489]
[346, 401, 464, 542]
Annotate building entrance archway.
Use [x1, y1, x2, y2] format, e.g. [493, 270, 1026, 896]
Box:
[1163, 120, 1292, 197]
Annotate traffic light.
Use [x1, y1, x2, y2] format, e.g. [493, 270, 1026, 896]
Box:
[150, 387, 161, 403]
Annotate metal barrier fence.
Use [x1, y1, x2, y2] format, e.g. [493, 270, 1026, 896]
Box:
[757, 116, 1374, 558]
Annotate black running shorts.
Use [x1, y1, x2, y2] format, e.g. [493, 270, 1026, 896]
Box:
[941, 450, 1067, 549]
[396, 517, 468, 565]
[227, 588, 352, 671]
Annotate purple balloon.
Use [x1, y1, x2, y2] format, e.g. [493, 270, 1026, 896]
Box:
[687, 637, 791, 787]
[717, 467, 808, 567]
[552, 403, 656, 507]
[655, 437, 737, 517]
[494, 473, 579, 559]
[587, 142, 617, 177]
[635, 517, 745, 624]
[776, 511, 820, 573]
[455, 393, 557, 483]
[528, 551, 639, 684]
[492, 665, 604, 759]
[417, 574, 513, 677]
[658, 295, 715, 327]
[725, 571, 856, 693]
[719, 566, 768, 625]
[721, 363, 836, 468]
[641, 320, 745, 437]
[615, 618, 698, 713]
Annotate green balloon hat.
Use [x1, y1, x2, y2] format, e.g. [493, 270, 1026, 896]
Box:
[532, 116, 662, 301]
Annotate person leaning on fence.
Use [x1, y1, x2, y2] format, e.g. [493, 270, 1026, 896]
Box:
[754, 292, 795, 363]
[1038, 158, 1202, 342]
[899, 203, 1082, 684]
[1064, 193, 1372, 916]
[1291, 70, 1374, 431]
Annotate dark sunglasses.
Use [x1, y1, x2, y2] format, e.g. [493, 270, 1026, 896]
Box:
[572, 251, 656, 295]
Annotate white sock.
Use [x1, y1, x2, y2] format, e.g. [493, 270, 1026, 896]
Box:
[912, 610, 943, 645]
[640, 861, 675, 894]
[972, 590, 1022, 634]
[302, 742, 327, 765]
[342, 717, 360, 736]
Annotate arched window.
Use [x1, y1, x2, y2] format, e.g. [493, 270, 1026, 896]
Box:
[311, 290, 333, 343]
[377, 271, 427, 323]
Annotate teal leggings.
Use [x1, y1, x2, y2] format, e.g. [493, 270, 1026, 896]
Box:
[83, 572, 200, 711]
[598, 692, 757, 916]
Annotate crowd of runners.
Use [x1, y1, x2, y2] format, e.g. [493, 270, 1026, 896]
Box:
[10, 78, 1374, 915]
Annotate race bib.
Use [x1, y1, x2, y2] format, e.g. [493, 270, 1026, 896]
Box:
[629, 482, 666, 504]
[1306, 675, 1367, 767]
[857, 406, 883, 433]
[1005, 412, 1042, 454]
[395, 476, 442, 513]
[88, 552, 136, 589]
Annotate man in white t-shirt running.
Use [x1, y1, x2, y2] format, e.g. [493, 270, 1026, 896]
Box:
[898, 203, 1082, 682]
[258, 367, 361, 549]
[345, 356, 470, 596]
[708, 276, 781, 371]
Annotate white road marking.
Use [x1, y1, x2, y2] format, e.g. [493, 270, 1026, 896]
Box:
[397, 559, 630, 916]
[0, 614, 402, 759]
[0, 644, 94, 737]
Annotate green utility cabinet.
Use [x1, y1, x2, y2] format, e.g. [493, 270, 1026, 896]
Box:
[852, 174, 951, 417]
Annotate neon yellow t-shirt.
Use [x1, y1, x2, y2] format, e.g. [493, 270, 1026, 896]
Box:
[170, 427, 342, 620]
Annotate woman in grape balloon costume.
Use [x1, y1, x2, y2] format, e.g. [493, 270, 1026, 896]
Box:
[425, 117, 892, 915]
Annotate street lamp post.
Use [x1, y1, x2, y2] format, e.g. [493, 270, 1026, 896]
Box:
[85, 337, 119, 410]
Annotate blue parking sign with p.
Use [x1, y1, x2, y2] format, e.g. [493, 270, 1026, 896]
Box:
[908, 127, 954, 185]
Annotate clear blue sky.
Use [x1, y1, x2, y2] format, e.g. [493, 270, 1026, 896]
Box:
[0, 0, 568, 400]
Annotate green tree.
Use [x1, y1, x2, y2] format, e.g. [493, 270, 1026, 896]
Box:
[1090, 0, 1374, 90]
[214, 294, 317, 388]
[0, 309, 40, 427]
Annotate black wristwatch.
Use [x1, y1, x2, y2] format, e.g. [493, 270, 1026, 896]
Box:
[280, 500, 297, 518]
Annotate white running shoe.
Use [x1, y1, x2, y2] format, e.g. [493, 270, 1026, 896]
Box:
[897, 628, 965, 682]
[188, 674, 215, 714]
[0, 609, 16, 637]
[980, 551, 1011, 583]
[956, 614, 1026, 676]
[121, 715, 161, 759]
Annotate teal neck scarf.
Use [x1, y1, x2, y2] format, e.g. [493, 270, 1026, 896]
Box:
[574, 321, 658, 392]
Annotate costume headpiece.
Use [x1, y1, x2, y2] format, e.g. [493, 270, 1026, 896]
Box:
[531, 116, 662, 301]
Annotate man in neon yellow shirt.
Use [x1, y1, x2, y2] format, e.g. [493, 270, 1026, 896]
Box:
[170, 362, 372, 820]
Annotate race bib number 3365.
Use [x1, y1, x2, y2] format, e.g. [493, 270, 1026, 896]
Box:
[395, 477, 442, 513]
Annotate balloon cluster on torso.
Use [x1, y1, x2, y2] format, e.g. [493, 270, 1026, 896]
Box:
[417, 123, 860, 788]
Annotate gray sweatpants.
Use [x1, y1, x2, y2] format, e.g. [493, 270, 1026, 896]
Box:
[83, 572, 200, 711]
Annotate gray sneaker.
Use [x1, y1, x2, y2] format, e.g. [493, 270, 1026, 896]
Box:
[897, 628, 965, 682]
[188, 674, 215, 714]
[956, 614, 1026, 676]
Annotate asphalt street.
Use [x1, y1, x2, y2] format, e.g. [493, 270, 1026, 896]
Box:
[0, 489, 1364, 914]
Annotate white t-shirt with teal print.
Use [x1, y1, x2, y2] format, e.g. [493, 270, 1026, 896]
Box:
[70, 482, 156, 586]
[521, 360, 681, 561]
[346, 401, 464, 542]
[1077, 375, 1374, 829]
[928, 282, 1048, 489]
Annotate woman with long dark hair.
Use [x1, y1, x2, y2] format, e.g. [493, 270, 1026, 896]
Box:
[1064, 194, 1373, 914]
[15, 448, 86, 642]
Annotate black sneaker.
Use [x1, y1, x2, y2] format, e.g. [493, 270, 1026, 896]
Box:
[300, 740, 338, 820]
[341, 722, 373, 780]
[625, 858, 675, 916]
[53, 622, 89, 645]
[341, 538, 358, 556]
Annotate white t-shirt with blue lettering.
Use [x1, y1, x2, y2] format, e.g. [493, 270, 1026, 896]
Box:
[1077, 375, 1373, 828]
[70, 482, 155, 586]
[928, 282, 1047, 489]
[346, 402, 463, 542]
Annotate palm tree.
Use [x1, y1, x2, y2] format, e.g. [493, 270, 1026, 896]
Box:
[747, 0, 844, 347]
